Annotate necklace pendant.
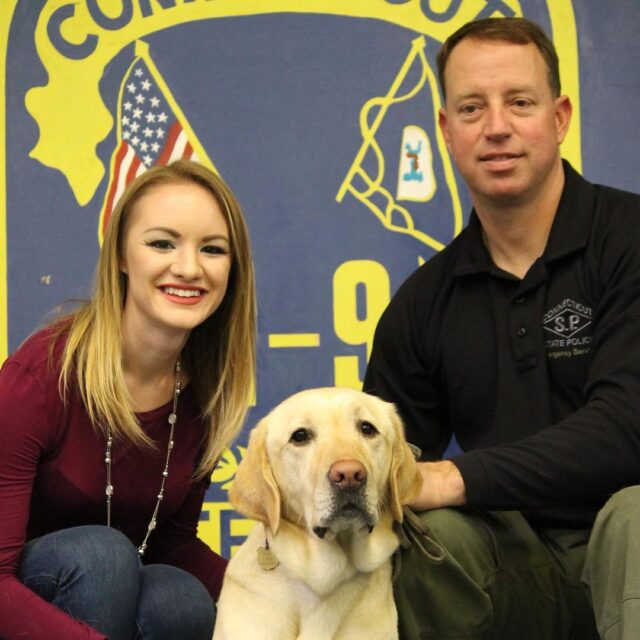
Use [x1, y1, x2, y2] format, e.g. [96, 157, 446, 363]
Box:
[105, 484, 114, 496]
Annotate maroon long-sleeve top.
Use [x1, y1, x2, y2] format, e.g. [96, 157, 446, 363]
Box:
[0, 328, 227, 639]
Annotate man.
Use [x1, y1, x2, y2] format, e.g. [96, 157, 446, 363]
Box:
[364, 17, 640, 640]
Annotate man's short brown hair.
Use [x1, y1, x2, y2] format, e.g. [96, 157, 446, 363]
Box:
[436, 17, 561, 100]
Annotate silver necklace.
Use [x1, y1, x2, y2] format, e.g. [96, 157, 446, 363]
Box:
[105, 359, 182, 556]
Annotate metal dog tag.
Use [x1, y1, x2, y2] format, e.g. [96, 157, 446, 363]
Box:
[257, 545, 280, 571]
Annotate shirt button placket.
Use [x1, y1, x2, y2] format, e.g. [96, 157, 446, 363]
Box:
[510, 293, 536, 370]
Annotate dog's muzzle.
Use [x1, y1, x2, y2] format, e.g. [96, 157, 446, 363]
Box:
[314, 460, 376, 538]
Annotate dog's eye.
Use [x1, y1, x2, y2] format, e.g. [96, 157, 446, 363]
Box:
[290, 428, 311, 445]
[360, 421, 378, 437]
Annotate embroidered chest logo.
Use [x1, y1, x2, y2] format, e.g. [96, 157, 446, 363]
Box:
[544, 299, 593, 360]
[543, 298, 592, 338]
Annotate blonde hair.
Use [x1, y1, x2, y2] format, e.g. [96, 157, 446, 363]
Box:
[57, 160, 256, 479]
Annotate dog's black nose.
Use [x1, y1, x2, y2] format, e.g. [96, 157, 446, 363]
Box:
[328, 460, 367, 490]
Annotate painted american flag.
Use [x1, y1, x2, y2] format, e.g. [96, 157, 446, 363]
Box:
[100, 50, 201, 238]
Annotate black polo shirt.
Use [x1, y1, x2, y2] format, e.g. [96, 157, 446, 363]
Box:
[364, 161, 640, 528]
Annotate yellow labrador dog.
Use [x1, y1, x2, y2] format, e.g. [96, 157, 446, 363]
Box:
[213, 387, 422, 640]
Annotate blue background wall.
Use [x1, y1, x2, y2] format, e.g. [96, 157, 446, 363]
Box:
[2, 0, 639, 556]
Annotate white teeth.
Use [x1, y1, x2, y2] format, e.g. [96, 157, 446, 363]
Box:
[164, 287, 201, 298]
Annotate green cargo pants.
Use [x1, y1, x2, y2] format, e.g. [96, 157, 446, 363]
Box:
[394, 509, 612, 640]
[583, 486, 640, 640]
[392, 488, 640, 639]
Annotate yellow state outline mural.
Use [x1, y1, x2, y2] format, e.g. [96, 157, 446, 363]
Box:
[0, 0, 582, 555]
[1, 0, 580, 358]
[0, 0, 582, 362]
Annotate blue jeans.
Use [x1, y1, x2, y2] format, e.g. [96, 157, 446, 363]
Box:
[18, 525, 216, 640]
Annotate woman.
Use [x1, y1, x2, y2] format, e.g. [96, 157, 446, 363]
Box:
[0, 160, 256, 640]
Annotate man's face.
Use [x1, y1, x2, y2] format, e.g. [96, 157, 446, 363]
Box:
[438, 38, 571, 211]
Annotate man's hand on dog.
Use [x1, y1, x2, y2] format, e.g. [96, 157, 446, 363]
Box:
[410, 460, 467, 511]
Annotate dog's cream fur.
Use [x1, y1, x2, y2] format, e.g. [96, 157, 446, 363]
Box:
[213, 387, 422, 640]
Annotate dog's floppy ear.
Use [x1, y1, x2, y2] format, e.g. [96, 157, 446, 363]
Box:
[388, 407, 423, 522]
[229, 419, 282, 534]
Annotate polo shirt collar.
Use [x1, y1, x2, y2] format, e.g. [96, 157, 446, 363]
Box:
[452, 160, 594, 278]
[542, 160, 593, 261]
[451, 212, 493, 277]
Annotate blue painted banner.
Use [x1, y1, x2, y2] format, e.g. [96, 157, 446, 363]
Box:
[2, 0, 639, 557]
